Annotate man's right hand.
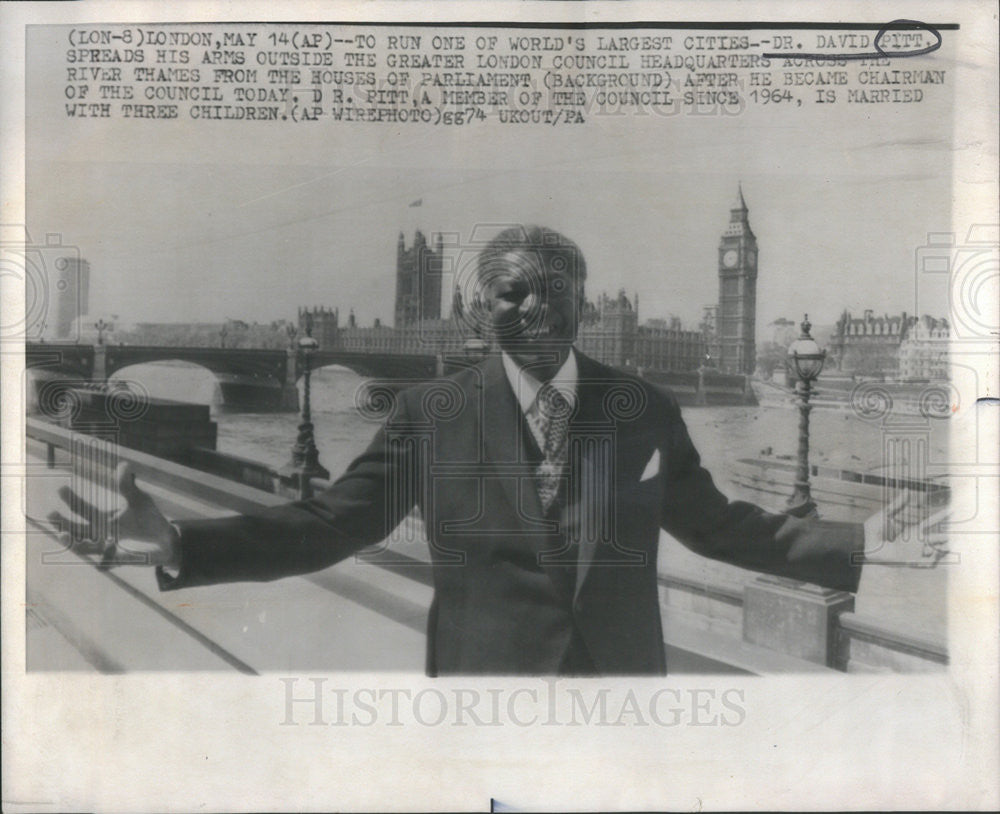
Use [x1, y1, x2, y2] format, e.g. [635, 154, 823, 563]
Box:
[48, 463, 180, 570]
[861, 489, 951, 567]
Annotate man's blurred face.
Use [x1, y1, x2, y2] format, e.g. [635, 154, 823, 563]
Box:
[483, 249, 583, 376]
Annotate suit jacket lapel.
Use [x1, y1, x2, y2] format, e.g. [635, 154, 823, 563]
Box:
[477, 351, 646, 603]
[479, 354, 547, 524]
[569, 353, 614, 599]
[570, 352, 654, 599]
[479, 353, 577, 604]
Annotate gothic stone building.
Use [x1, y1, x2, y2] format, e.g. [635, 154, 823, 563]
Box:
[830, 310, 950, 379]
[576, 291, 705, 373]
[300, 225, 722, 375]
[897, 315, 950, 380]
[394, 230, 444, 326]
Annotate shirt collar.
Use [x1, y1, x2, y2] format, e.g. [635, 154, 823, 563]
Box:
[501, 348, 578, 415]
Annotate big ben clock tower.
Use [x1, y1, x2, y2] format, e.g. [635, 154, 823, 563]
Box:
[717, 184, 758, 374]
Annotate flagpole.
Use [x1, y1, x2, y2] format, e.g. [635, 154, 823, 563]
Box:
[404, 197, 426, 320]
[406, 197, 423, 242]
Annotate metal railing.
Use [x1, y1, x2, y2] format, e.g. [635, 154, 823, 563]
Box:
[28, 416, 286, 516]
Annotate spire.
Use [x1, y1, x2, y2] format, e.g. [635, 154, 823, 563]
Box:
[724, 182, 755, 238]
[733, 182, 748, 212]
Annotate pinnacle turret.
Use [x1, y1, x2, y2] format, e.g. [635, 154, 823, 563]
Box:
[725, 184, 755, 238]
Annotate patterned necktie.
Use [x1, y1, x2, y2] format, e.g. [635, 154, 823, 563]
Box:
[535, 382, 572, 512]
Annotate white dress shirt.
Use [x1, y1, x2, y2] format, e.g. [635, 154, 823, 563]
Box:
[501, 349, 578, 453]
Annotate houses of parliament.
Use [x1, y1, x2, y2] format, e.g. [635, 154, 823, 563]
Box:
[302, 190, 758, 377]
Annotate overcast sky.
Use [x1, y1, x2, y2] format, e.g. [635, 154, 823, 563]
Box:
[27, 26, 955, 334]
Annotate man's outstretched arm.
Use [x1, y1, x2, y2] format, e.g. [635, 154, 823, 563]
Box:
[49, 416, 418, 591]
[159, 421, 412, 589]
[657, 394, 945, 592]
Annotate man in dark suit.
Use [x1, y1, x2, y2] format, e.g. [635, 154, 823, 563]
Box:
[50, 225, 941, 675]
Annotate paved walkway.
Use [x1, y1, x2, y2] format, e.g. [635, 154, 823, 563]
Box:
[23, 452, 430, 672]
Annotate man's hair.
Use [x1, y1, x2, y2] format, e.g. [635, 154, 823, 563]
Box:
[476, 225, 587, 289]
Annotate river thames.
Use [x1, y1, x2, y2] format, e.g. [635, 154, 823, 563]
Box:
[108, 362, 948, 488]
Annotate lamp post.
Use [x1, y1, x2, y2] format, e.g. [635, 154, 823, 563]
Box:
[696, 354, 713, 406]
[279, 321, 329, 500]
[94, 318, 110, 346]
[220, 324, 228, 348]
[786, 314, 827, 514]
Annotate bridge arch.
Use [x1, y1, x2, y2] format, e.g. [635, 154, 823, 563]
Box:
[303, 350, 439, 381]
[107, 359, 222, 407]
[102, 346, 297, 412]
[25, 343, 449, 413]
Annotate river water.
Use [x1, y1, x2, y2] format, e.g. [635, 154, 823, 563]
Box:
[94, 361, 949, 642]
[106, 361, 949, 498]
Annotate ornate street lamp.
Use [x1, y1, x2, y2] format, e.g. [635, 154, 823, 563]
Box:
[94, 318, 111, 346]
[279, 322, 329, 500]
[786, 314, 827, 514]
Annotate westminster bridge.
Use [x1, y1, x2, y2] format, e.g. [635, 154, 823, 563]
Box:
[25, 342, 442, 411]
[25, 338, 755, 411]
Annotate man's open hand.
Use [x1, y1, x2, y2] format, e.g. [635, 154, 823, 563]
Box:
[47, 462, 179, 569]
[861, 489, 951, 567]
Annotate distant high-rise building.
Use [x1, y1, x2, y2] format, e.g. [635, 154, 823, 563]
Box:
[717, 186, 757, 374]
[52, 257, 90, 339]
[395, 231, 443, 326]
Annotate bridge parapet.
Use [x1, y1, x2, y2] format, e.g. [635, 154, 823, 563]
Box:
[25, 342, 444, 412]
[27, 342, 755, 411]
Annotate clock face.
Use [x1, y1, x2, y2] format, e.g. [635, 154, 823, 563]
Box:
[722, 249, 738, 268]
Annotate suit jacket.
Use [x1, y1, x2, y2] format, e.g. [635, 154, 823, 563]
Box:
[158, 351, 863, 675]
